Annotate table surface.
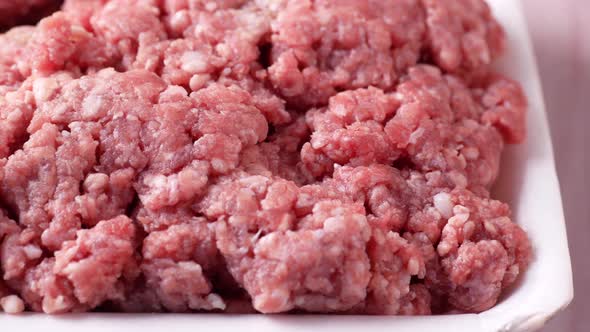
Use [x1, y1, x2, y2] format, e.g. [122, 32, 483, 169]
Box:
[521, 0, 589, 331]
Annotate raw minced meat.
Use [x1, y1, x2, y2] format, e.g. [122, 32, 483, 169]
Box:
[0, 26, 35, 95]
[301, 65, 525, 189]
[0, 0, 530, 315]
[262, 0, 505, 109]
[264, 0, 426, 109]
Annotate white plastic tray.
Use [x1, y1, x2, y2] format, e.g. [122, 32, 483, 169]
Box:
[0, 0, 573, 331]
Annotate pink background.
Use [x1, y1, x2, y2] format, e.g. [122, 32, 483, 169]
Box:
[521, 0, 589, 331]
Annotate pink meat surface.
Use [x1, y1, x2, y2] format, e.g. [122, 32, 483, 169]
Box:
[301, 65, 526, 189]
[0, 0, 530, 315]
[262, 0, 505, 109]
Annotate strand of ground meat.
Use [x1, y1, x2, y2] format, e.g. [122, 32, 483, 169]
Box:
[0, 0, 530, 315]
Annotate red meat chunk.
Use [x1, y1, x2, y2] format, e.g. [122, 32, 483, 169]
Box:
[0, 0, 530, 315]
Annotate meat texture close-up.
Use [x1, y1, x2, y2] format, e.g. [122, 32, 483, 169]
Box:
[0, 0, 531, 315]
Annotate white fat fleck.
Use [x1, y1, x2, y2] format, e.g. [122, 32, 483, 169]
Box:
[193, 24, 206, 37]
[82, 94, 104, 118]
[206, 294, 226, 310]
[437, 241, 452, 256]
[61, 261, 81, 276]
[253, 287, 290, 312]
[163, 85, 189, 98]
[181, 51, 209, 73]
[256, 232, 278, 250]
[453, 205, 470, 216]
[433, 192, 453, 219]
[84, 173, 109, 192]
[23, 91, 34, 104]
[54, 103, 69, 117]
[407, 257, 420, 276]
[70, 25, 88, 36]
[189, 74, 211, 91]
[167, 176, 180, 199]
[23, 244, 43, 259]
[484, 221, 498, 235]
[33, 77, 58, 103]
[170, 12, 188, 30]
[448, 205, 470, 225]
[507, 264, 519, 276]
[42, 295, 69, 314]
[104, 2, 117, 12]
[0, 295, 24, 314]
[205, 2, 217, 11]
[323, 217, 344, 233]
[254, 0, 283, 12]
[332, 104, 348, 117]
[271, 288, 290, 306]
[310, 136, 329, 149]
[462, 147, 480, 160]
[294, 296, 306, 307]
[178, 261, 203, 273]
[210, 158, 228, 173]
[408, 127, 425, 144]
[238, 10, 261, 27]
[479, 48, 491, 65]
[4, 91, 18, 102]
[145, 174, 167, 188]
[239, 176, 269, 194]
[439, 50, 455, 67]
[251, 229, 264, 243]
[457, 153, 467, 169]
[463, 221, 476, 239]
[448, 171, 467, 188]
[277, 214, 293, 231]
[328, 245, 342, 257]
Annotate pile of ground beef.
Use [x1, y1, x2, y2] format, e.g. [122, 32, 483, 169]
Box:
[0, 0, 531, 315]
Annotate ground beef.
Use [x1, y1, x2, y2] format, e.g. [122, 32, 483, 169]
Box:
[263, 0, 425, 109]
[200, 173, 372, 313]
[301, 65, 525, 189]
[17, 216, 137, 313]
[0, 0, 530, 315]
[137, 218, 226, 312]
[0, 27, 35, 94]
[422, 0, 505, 74]
[261, 0, 505, 109]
